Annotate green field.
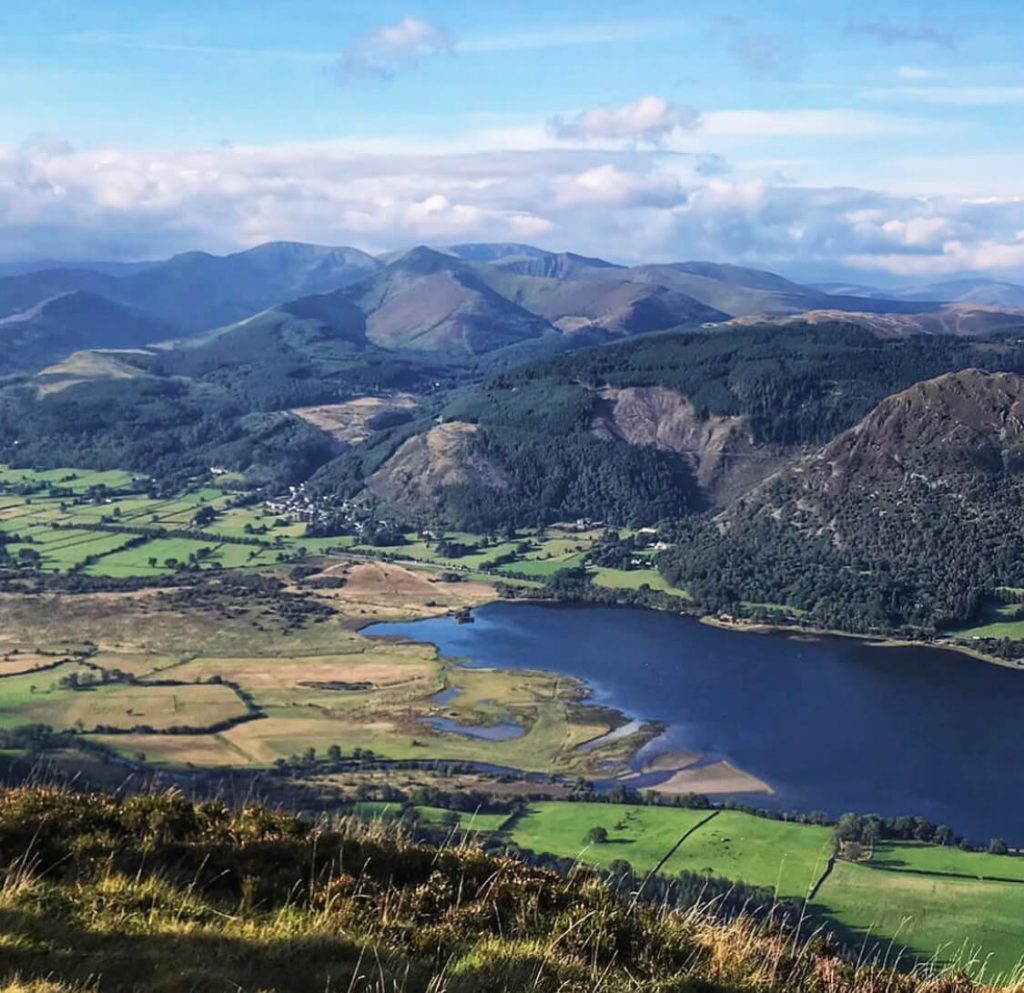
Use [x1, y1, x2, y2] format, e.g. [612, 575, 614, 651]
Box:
[0, 466, 141, 492]
[590, 566, 691, 598]
[662, 810, 833, 897]
[0, 467, 316, 576]
[508, 801, 714, 871]
[352, 801, 511, 832]
[503, 801, 1024, 978]
[872, 841, 1024, 882]
[816, 861, 1024, 979]
[0, 468, 626, 583]
[508, 803, 829, 896]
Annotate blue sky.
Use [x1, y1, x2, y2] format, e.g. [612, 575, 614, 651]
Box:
[2, 0, 1023, 281]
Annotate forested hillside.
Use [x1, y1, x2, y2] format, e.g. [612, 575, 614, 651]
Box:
[312, 324, 1024, 528]
[660, 369, 1024, 634]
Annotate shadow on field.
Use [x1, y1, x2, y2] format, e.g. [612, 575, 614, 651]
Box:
[806, 900, 932, 976]
[0, 905, 424, 993]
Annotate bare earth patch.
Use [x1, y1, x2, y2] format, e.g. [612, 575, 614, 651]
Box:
[291, 394, 418, 445]
[318, 562, 496, 620]
[653, 759, 772, 796]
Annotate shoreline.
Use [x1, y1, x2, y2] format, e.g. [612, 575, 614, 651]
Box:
[697, 614, 1024, 672]
[336, 549, 1022, 675]
[349, 562, 1023, 803]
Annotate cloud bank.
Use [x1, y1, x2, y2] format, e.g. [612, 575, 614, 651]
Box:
[2, 118, 1022, 281]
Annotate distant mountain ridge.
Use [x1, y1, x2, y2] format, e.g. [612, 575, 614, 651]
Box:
[3, 240, 1023, 376]
[0, 242, 382, 337]
[0, 291, 177, 371]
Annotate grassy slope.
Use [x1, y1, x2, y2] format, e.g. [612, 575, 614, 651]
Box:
[662, 810, 833, 898]
[816, 861, 1024, 979]
[0, 785, 996, 993]
[508, 801, 715, 871]
[507, 802, 1024, 975]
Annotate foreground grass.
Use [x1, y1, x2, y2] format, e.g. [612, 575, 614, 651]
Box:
[0, 785, 1013, 993]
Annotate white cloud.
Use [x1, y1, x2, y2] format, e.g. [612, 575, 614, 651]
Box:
[847, 239, 1024, 276]
[701, 109, 921, 138]
[896, 65, 934, 81]
[548, 96, 700, 145]
[335, 17, 453, 81]
[1, 135, 1024, 280]
[556, 164, 685, 207]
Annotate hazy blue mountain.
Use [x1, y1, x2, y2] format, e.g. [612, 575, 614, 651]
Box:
[441, 243, 556, 263]
[888, 278, 1024, 308]
[0, 291, 177, 370]
[0, 241, 383, 335]
[0, 269, 121, 319]
[490, 250, 622, 280]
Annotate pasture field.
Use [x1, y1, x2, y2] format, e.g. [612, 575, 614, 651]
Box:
[351, 801, 511, 832]
[504, 801, 1024, 977]
[815, 860, 1024, 979]
[1, 465, 673, 593]
[871, 841, 1024, 882]
[661, 810, 833, 898]
[955, 600, 1024, 640]
[58, 682, 249, 732]
[507, 801, 714, 871]
[0, 661, 95, 729]
[0, 562, 625, 775]
[590, 566, 691, 598]
[508, 804, 831, 897]
[84, 537, 231, 575]
[0, 466, 141, 492]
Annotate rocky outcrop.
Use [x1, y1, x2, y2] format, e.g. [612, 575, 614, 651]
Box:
[590, 386, 768, 499]
[366, 421, 508, 517]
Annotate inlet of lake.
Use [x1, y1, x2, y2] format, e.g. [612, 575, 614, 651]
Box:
[365, 602, 1024, 843]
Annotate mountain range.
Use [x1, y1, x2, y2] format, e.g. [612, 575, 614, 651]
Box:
[5, 240, 1023, 376]
[5, 240, 1024, 638]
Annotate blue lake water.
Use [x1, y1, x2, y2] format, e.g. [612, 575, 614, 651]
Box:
[366, 602, 1024, 843]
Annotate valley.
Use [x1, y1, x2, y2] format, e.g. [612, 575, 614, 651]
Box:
[5, 241, 1024, 985]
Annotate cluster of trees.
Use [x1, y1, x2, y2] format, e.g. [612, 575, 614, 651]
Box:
[834, 812, 1012, 855]
[588, 529, 650, 569]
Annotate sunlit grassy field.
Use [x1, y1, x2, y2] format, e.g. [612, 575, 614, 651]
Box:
[815, 860, 1024, 979]
[661, 810, 833, 897]
[508, 801, 714, 871]
[590, 565, 691, 597]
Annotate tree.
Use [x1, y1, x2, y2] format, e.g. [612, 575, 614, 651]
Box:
[586, 826, 609, 845]
[934, 825, 955, 846]
[988, 837, 1009, 855]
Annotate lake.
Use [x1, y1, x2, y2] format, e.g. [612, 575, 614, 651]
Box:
[366, 602, 1024, 843]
